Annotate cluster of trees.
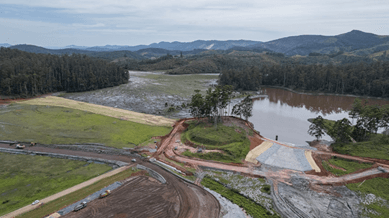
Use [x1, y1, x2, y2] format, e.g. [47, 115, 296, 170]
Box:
[308, 99, 389, 142]
[189, 85, 254, 125]
[219, 61, 389, 98]
[0, 48, 129, 97]
[348, 99, 389, 141]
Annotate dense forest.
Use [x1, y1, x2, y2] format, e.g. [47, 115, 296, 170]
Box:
[219, 61, 389, 98]
[0, 48, 129, 97]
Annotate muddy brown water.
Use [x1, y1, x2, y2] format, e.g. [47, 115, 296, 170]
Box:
[249, 88, 388, 146]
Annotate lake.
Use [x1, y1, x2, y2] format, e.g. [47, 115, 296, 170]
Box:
[249, 88, 388, 146]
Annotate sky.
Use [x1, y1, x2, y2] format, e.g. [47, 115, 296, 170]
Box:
[0, 0, 388, 47]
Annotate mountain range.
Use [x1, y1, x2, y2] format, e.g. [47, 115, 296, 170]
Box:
[2, 30, 388, 57]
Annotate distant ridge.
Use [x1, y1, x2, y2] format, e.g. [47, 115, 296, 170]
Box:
[248, 30, 389, 56]
[8, 44, 145, 60]
[0, 43, 12, 48]
[5, 30, 388, 57]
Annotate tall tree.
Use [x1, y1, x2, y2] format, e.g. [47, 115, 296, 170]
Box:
[308, 115, 326, 141]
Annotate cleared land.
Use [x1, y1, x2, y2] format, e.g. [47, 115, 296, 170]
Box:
[21, 96, 175, 126]
[0, 153, 112, 216]
[62, 176, 180, 218]
[18, 167, 140, 218]
[61, 71, 219, 117]
[0, 104, 171, 148]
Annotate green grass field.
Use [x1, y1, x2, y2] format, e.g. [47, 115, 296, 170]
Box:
[181, 121, 250, 163]
[0, 104, 171, 148]
[201, 176, 279, 218]
[0, 153, 112, 216]
[331, 134, 389, 160]
[322, 157, 373, 176]
[18, 167, 140, 218]
[347, 178, 389, 218]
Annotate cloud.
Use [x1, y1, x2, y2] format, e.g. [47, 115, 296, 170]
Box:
[0, 0, 388, 46]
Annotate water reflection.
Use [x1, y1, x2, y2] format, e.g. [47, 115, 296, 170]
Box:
[264, 88, 387, 115]
[249, 88, 388, 146]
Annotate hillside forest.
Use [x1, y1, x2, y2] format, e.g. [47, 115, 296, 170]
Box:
[219, 61, 389, 98]
[0, 48, 129, 97]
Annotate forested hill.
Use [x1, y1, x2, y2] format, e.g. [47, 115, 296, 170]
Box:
[0, 48, 129, 98]
[248, 30, 389, 56]
[219, 61, 389, 98]
[8, 44, 145, 61]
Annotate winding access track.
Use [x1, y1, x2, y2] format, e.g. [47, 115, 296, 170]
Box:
[0, 143, 220, 218]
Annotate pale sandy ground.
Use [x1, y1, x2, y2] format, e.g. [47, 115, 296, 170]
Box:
[20, 96, 175, 127]
[245, 141, 273, 164]
[2, 165, 133, 218]
[305, 150, 321, 172]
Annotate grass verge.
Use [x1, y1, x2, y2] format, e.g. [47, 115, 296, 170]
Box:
[322, 157, 373, 176]
[0, 104, 171, 149]
[331, 134, 389, 160]
[0, 153, 112, 216]
[181, 121, 250, 163]
[17, 167, 140, 218]
[347, 178, 389, 218]
[201, 176, 279, 218]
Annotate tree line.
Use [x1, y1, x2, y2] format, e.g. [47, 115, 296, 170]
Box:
[0, 48, 129, 97]
[308, 98, 389, 143]
[219, 61, 389, 98]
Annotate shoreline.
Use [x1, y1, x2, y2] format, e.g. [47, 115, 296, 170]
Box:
[259, 85, 388, 100]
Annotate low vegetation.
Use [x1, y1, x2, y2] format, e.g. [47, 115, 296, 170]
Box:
[0, 104, 171, 148]
[201, 176, 279, 218]
[322, 157, 373, 176]
[0, 153, 112, 216]
[18, 167, 140, 218]
[347, 178, 389, 218]
[331, 134, 389, 160]
[181, 121, 250, 163]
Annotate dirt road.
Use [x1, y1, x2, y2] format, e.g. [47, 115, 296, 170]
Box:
[2, 165, 132, 218]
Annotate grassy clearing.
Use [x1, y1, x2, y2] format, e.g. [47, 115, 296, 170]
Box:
[322, 157, 372, 176]
[0, 153, 112, 216]
[21, 96, 174, 127]
[181, 121, 250, 163]
[347, 178, 389, 218]
[201, 176, 279, 218]
[138, 73, 219, 97]
[17, 167, 140, 218]
[0, 104, 171, 149]
[331, 134, 389, 160]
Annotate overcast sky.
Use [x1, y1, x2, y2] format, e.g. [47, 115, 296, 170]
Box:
[0, 0, 388, 47]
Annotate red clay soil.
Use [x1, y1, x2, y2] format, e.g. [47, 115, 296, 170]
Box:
[248, 135, 264, 151]
[304, 152, 333, 177]
[330, 172, 389, 186]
